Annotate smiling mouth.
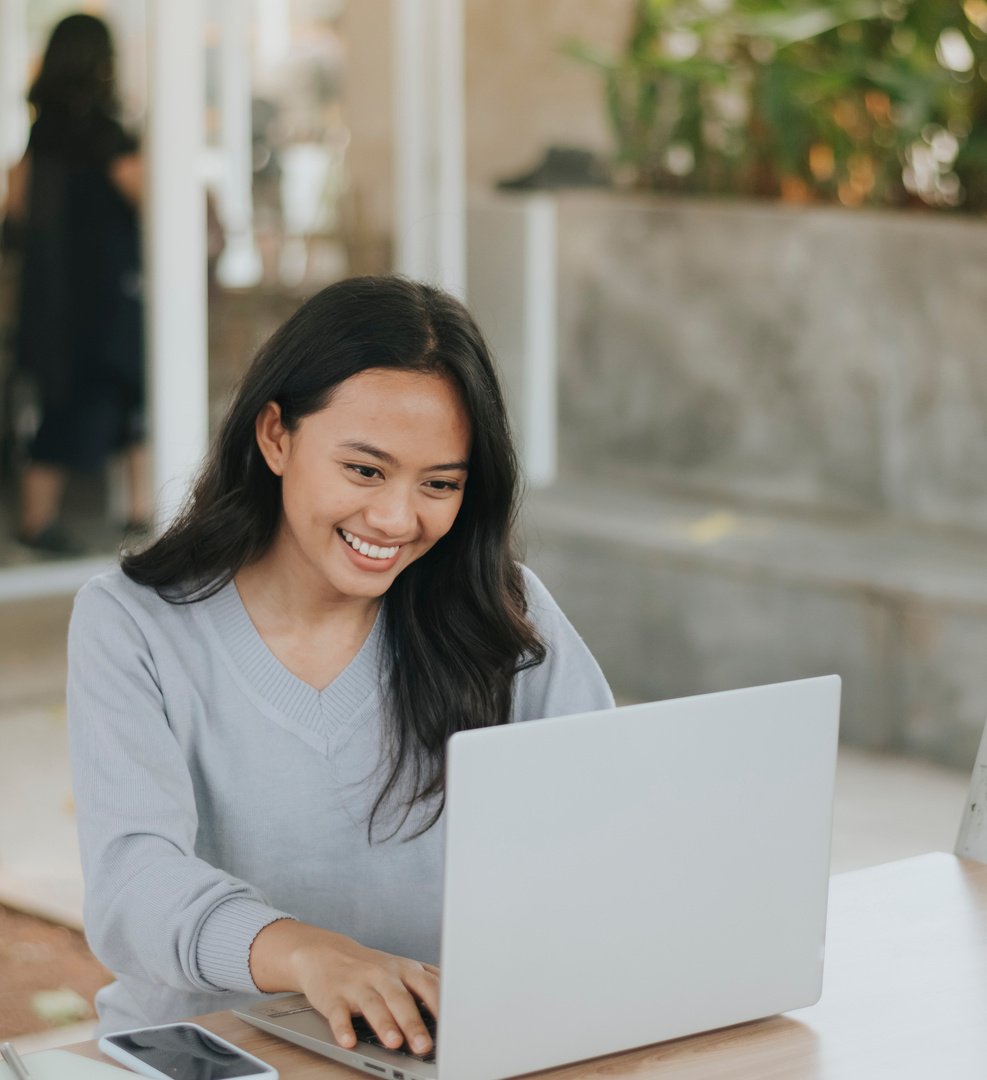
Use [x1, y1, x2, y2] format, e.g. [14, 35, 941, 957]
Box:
[339, 529, 401, 560]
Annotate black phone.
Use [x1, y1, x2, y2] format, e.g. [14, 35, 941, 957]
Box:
[98, 1022, 278, 1080]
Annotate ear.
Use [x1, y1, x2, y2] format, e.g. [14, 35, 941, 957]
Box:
[255, 401, 291, 476]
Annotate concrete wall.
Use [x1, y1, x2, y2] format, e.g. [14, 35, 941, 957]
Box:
[554, 193, 987, 533]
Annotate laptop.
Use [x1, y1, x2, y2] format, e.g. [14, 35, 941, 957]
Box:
[235, 674, 841, 1080]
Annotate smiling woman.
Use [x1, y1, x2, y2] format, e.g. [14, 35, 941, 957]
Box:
[65, 276, 613, 1056]
[247, 369, 471, 607]
[234, 369, 471, 691]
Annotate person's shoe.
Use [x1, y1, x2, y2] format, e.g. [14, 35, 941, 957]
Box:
[16, 523, 85, 557]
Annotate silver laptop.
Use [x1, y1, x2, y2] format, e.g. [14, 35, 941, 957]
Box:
[235, 675, 840, 1080]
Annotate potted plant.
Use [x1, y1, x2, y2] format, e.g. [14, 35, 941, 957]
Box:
[563, 0, 987, 211]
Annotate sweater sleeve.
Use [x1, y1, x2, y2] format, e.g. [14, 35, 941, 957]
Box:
[67, 579, 294, 996]
[512, 567, 615, 722]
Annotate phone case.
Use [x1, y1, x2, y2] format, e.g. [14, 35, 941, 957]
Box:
[98, 1021, 279, 1080]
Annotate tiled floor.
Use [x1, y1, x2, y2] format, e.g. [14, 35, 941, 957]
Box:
[0, 590, 975, 1051]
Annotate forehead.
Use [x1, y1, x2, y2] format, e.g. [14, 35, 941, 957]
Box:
[311, 369, 472, 449]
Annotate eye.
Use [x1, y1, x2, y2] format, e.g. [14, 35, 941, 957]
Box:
[424, 478, 462, 493]
[345, 463, 383, 481]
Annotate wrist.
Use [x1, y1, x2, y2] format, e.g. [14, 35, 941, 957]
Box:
[249, 917, 306, 992]
[249, 918, 348, 992]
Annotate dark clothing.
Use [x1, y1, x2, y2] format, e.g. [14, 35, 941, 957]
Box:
[15, 107, 144, 472]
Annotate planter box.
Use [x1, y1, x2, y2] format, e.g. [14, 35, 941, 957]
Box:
[555, 192, 987, 533]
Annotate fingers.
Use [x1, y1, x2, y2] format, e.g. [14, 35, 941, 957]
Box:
[383, 981, 437, 1055]
[292, 933, 441, 1056]
[366, 968, 438, 1054]
[403, 963, 441, 1024]
[326, 1002, 359, 1050]
[360, 990, 410, 1051]
[323, 967, 439, 1055]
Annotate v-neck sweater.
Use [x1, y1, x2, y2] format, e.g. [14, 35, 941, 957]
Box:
[202, 576, 385, 750]
[67, 565, 614, 1034]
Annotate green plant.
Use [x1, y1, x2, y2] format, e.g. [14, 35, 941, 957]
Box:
[563, 0, 987, 210]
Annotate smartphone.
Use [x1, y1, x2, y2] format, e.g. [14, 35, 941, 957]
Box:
[98, 1021, 279, 1079]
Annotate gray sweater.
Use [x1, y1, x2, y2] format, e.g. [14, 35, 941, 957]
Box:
[67, 566, 613, 1034]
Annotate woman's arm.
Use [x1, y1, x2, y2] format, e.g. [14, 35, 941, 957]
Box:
[68, 581, 292, 994]
[5, 155, 29, 222]
[68, 579, 438, 1051]
[108, 152, 142, 206]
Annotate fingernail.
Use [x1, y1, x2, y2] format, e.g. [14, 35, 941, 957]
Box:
[413, 1036, 429, 1053]
[386, 1030, 401, 1046]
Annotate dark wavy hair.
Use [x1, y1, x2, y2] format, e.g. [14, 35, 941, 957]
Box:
[29, 14, 117, 115]
[123, 276, 545, 838]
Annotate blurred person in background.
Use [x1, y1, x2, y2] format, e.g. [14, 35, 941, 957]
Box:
[3, 12, 149, 556]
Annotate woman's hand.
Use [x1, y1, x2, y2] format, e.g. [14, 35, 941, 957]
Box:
[5, 156, 29, 222]
[108, 152, 142, 206]
[250, 919, 440, 1055]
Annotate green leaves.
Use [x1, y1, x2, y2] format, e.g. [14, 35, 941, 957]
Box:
[564, 0, 987, 210]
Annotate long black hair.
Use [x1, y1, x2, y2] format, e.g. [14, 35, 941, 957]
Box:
[123, 276, 546, 837]
[29, 14, 118, 116]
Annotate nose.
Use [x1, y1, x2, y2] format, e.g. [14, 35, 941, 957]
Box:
[363, 483, 417, 538]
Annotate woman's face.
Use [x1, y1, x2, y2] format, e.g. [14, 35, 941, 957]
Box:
[257, 368, 471, 605]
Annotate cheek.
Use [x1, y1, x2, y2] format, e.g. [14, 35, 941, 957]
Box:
[430, 494, 466, 540]
[283, 466, 344, 514]
[279, 478, 337, 538]
[280, 474, 312, 520]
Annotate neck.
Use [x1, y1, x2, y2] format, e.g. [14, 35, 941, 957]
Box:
[233, 555, 381, 694]
[235, 547, 380, 639]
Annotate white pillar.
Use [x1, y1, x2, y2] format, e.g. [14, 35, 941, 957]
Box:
[215, 0, 262, 288]
[392, 0, 465, 296]
[146, 0, 209, 527]
[467, 194, 558, 487]
[435, 0, 465, 294]
[254, 0, 292, 82]
[0, 0, 29, 200]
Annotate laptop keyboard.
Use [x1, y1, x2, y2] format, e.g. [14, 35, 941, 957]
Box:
[262, 1001, 438, 1065]
[351, 1012, 439, 1064]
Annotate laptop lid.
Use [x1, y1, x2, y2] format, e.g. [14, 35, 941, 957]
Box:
[436, 675, 840, 1080]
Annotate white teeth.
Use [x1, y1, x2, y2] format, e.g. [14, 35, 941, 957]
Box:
[341, 530, 399, 560]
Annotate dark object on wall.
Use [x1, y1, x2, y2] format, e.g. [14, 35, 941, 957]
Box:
[497, 146, 610, 191]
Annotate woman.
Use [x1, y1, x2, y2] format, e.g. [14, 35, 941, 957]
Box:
[6, 13, 148, 555]
[68, 277, 613, 1052]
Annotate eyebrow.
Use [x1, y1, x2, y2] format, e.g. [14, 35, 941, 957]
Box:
[339, 440, 470, 472]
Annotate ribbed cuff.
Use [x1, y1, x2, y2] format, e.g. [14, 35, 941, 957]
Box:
[195, 896, 296, 993]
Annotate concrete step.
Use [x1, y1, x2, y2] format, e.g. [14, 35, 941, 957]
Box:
[523, 483, 987, 769]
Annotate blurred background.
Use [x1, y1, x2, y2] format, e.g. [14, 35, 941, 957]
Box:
[1, 0, 986, 1049]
